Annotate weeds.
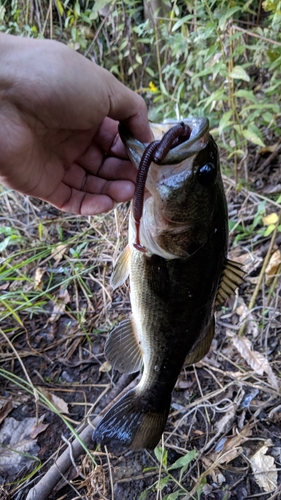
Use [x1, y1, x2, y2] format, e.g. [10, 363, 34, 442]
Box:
[138, 445, 197, 499]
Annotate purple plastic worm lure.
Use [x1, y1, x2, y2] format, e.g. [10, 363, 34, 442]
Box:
[133, 122, 191, 252]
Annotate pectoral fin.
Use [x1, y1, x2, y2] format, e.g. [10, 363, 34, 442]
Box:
[216, 259, 245, 306]
[110, 245, 131, 290]
[105, 316, 143, 374]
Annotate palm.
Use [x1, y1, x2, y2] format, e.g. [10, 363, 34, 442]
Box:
[0, 34, 152, 215]
[0, 109, 136, 215]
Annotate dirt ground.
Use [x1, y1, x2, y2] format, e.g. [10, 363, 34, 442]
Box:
[0, 145, 281, 499]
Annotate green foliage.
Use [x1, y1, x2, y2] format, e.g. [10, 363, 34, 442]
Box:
[229, 199, 281, 245]
[1, 0, 280, 175]
[0, 225, 23, 251]
[141, 445, 198, 497]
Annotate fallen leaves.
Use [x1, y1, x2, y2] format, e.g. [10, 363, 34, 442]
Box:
[262, 212, 279, 226]
[51, 243, 69, 263]
[34, 267, 46, 289]
[203, 429, 278, 495]
[0, 401, 13, 426]
[227, 331, 279, 390]
[235, 298, 259, 337]
[250, 441, 277, 493]
[265, 249, 281, 282]
[209, 420, 253, 458]
[39, 388, 69, 414]
[0, 417, 40, 481]
[48, 288, 71, 324]
[30, 421, 49, 439]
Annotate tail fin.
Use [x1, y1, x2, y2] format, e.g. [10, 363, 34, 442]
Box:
[93, 389, 170, 452]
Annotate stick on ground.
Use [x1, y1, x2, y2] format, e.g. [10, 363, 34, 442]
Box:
[25, 374, 137, 500]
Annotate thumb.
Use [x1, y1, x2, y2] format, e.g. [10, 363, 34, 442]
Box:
[97, 66, 153, 143]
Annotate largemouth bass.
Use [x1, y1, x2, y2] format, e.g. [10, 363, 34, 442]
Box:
[93, 118, 244, 451]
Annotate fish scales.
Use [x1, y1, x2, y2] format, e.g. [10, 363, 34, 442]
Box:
[93, 119, 245, 452]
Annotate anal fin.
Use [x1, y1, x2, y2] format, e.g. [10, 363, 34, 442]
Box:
[216, 259, 246, 306]
[105, 316, 143, 374]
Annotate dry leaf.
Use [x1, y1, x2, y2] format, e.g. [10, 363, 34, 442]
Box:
[208, 446, 243, 466]
[0, 282, 9, 290]
[210, 423, 253, 465]
[215, 403, 236, 434]
[220, 423, 253, 453]
[229, 331, 279, 390]
[231, 333, 264, 374]
[50, 394, 69, 414]
[57, 288, 70, 304]
[48, 290, 70, 324]
[34, 267, 46, 289]
[262, 212, 279, 226]
[51, 243, 68, 262]
[0, 417, 40, 480]
[39, 388, 69, 414]
[258, 143, 279, 154]
[250, 443, 277, 493]
[265, 249, 281, 282]
[0, 400, 13, 425]
[30, 422, 49, 439]
[235, 299, 259, 337]
[48, 302, 66, 323]
[201, 456, 218, 482]
[218, 447, 242, 464]
[229, 250, 262, 276]
[99, 360, 112, 373]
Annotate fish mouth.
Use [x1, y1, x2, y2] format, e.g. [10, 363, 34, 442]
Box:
[119, 117, 209, 165]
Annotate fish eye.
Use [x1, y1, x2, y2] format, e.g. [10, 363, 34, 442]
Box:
[197, 163, 216, 186]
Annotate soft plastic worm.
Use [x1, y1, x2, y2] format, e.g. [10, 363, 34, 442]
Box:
[133, 141, 159, 252]
[153, 122, 191, 163]
[133, 122, 191, 252]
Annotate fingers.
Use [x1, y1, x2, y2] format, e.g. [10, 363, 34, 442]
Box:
[45, 179, 134, 216]
[94, 156, 137, 183]
[64, 156, 137, 185]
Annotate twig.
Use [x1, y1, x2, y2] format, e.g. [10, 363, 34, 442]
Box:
[238, 210, 281, 336]
[25, 374, 138, 500]
[256, 138, 281, 173]
[267, 483, 281, 499]
[233, 25, 281, 47]
[84, 1, 117, 58]
[105, 445, 114, 500]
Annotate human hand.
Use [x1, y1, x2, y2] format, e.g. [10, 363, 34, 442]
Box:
[0, 34, 153, 215]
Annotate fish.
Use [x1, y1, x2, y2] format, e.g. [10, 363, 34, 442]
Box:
[93, 118, 244, 452]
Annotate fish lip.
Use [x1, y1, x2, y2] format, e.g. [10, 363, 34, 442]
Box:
[119, 118, 209, 164]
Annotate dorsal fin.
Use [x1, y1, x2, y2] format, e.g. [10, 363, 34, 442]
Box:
[105, 316, 143, 374]
[110, 245, 131, 290]
[216, 259, 246, 306]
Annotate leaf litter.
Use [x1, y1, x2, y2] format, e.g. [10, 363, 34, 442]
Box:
[249, 441, 278, 493]
[0, 162, 281, 498]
